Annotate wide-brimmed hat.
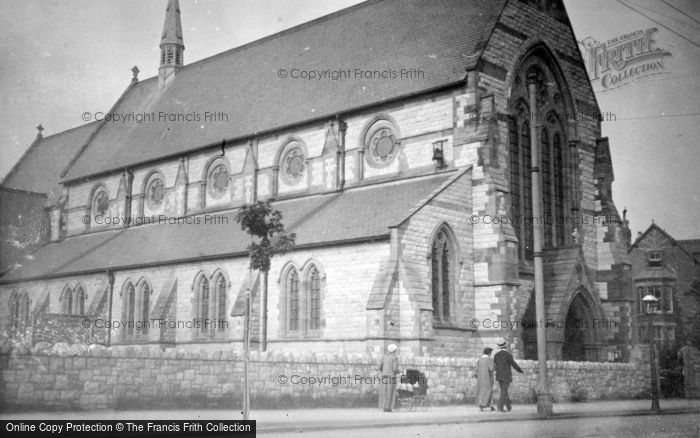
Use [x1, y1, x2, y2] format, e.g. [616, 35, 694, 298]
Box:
[387, 344, 398, 353]
[496, 338, 507, 348]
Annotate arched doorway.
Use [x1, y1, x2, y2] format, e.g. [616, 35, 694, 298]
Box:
[562, 292, 596, 361]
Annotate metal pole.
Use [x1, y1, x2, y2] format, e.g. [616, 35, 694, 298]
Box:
[528, 71, 553, 417]
[243, 272, 251, 420]
[648, 316, 660, 411]
[262, 272, 268, 352]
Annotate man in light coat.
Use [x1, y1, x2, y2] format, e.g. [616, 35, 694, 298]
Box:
[378, 344, 400, 412]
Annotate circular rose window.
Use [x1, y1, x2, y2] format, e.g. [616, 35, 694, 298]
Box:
[208, 164, 229, 198]
[92, 188, 109, 216]
[365, 119, 400, 167]
[281, 145, 306, 184]
[146, 177, 165, 209]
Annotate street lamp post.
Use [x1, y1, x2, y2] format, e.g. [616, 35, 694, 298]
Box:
[642, 294, 661, 412]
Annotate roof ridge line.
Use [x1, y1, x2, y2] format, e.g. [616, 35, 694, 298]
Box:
[131, 0, 382, 85]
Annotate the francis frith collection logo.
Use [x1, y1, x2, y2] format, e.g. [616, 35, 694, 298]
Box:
[579, 27, 672, 91]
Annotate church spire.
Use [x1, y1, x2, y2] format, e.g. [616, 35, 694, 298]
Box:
[159, 0, 184, 87]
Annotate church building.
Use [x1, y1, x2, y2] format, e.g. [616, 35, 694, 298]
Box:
[1, 0, 633, 360]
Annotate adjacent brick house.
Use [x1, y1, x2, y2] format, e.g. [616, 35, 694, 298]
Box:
[629, 223, 700, 348]
[1, 0, 633, 360]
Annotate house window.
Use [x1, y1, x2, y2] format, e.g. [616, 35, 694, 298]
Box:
[282, 263, 323, 336]
[638, 285, 673, 313]
[648, 250, 662, 265]
[9, 291, 30, 338]
[431, 226, 455, 324]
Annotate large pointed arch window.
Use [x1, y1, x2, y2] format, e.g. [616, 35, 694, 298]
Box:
[431, 226, 456, 324]
[509, 54, 571, 260]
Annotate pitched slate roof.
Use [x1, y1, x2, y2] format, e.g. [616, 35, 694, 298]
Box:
[2, 122, 100, 201]
[62, 0, 506, 181]
[1, 172, 455, 283]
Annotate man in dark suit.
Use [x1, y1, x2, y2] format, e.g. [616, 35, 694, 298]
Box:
[493, 338, 523, 412]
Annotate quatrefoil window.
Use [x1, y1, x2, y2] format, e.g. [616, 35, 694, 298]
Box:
[146, 176, 165, 209]
[281, 146, 306, 184]
[92, 188, 109, 216]
[364, 118, 400, 167]
[207, 163, 230, 198]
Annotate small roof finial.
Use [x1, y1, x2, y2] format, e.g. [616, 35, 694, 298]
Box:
[36, 124, 44, 138]
[131, 65, 140, 82]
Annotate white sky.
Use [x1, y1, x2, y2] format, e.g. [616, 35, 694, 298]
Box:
[0, 0, 698, 239]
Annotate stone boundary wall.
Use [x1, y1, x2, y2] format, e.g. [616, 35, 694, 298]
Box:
[0, 346, 650, 411]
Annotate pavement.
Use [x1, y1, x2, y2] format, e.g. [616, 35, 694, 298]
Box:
[3, 399, 700, 434]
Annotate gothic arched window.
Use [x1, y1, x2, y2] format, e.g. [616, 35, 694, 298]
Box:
[123, 282, 136, 340]
[281, 263, 323, 336]
[307, 265, 321, 331]
[9, 291, 30, 338]
[214, 274, 227, 334]
[61, 286, 73, 314]
[139, 282, 150, 337]
[431, 226, 455, 324]
[196, 276, 210, 337]
[287, 268, 300, 332]
[509, 53, 571, 260]
[74, 285, 86, 315]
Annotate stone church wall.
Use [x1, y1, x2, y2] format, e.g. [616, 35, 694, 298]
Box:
[0, 348, 650, 411]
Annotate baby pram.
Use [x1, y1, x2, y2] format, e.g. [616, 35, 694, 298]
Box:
[395, 369, 429, 410]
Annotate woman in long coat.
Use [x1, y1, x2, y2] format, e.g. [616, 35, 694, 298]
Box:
[475, 347, 495, 411]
